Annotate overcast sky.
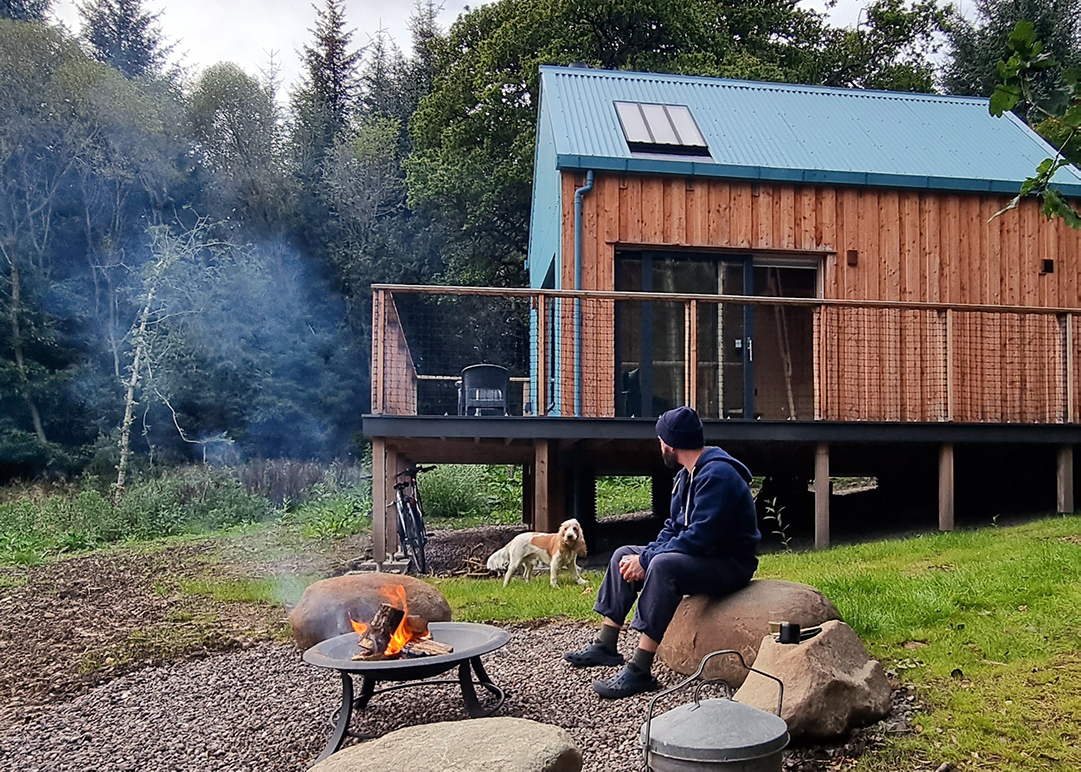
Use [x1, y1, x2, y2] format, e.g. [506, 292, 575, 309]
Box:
[50, 0, 951, 96]
[51, 0, 479, 94]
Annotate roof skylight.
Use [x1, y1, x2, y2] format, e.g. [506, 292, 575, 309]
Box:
[614, 101, 709, 157]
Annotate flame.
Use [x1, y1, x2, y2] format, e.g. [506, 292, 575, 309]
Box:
[383, 585, 410, 656]
[349, 616, 368, 636]
[353, 585, 430, 657]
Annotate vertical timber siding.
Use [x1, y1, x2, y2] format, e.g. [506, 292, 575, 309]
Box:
[558, 172, 1081, 421]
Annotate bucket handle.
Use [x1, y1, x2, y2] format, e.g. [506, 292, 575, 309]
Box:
[641, 649, 784, 772]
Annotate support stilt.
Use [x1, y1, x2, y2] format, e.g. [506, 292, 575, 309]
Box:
[814, 443, 829, 550]
[939, 444, 954, 532]
[1057, 445, 1074, 514]
[372, 439, 387, 565]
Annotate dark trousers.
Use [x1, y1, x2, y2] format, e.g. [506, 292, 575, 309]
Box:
[593, 546, 754, 643]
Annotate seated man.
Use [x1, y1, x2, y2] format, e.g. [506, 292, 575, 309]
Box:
[564, 406, 760, 698]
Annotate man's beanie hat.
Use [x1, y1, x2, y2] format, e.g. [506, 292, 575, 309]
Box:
[655, 406, 704, 450]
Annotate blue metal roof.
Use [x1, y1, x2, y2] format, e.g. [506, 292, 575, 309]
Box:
[539, 65, 1081, 196]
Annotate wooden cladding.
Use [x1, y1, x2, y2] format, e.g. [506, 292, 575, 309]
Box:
[371, 290, 418, 416]
[559, 174, 1081, 308]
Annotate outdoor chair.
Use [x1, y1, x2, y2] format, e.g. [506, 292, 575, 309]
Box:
[457, 364, 509, 416]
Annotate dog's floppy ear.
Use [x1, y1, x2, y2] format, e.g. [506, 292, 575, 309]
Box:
[574, 538, 587, 557]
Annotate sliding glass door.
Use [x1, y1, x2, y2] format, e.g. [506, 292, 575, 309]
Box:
[615, 251, 752, 419]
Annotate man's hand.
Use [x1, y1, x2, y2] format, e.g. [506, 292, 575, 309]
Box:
[619, 554, 645, 582]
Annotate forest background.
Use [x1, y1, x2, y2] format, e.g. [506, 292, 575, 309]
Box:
[2, 0, 1080, 484]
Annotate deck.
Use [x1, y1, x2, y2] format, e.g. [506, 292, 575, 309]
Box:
[365, 284, 1079, 563]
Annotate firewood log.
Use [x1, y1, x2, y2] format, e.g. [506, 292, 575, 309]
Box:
[355, 602, 405, 657]
[401, 638, 454, 657]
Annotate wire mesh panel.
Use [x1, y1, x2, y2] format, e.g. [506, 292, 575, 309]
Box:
[371, 285, 1076, 425]
[374, 290, 533, 416]
[952, 311, 1067, 424]
[1072, 313, 1080, 424]
[612, 297, 685, 418]
[819, 307, 947, 422]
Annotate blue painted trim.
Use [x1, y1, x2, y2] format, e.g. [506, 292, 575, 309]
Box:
[554, 153, 1081, 197]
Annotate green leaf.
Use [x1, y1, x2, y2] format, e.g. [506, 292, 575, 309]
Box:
[1060, 105, 1081, 128]
[990, 84, 1021, 116]
[1008, 21, 1037, 54]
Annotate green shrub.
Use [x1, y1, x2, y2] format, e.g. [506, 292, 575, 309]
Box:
[282, 487, 371, 538]
[596, 476, 651, 517]
[417, 464, 494, 519]
[116, 468, 272, 538]
[0, 488, 118, 564]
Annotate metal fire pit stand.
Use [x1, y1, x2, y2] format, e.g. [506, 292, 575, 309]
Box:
[303, 622, 511, 763]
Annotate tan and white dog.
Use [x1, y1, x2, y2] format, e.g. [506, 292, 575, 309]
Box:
[486, 518, 589, 588]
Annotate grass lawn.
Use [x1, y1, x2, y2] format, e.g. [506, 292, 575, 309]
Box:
[434, 515, 1081, 771]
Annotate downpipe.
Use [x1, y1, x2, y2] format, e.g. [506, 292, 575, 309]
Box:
[573, 170, 594, 417]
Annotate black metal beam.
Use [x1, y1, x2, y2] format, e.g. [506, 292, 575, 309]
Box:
[362, 415, 1081, 445]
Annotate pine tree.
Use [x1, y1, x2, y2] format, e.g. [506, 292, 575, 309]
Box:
[405, 0, 440, 106]
[360, 28, 406, 121]
[295, 0, 363, 150]
[0, 0, 50, 20]
[77, 0, 169, 78]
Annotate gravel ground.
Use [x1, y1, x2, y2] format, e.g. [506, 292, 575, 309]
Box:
[0, 620, 912, 772]
[0, 522, 914, 771]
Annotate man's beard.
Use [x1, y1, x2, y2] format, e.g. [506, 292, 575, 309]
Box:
[661, 446, 679, 469]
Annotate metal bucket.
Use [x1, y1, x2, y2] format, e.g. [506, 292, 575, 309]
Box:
[641, 650, 788, 772]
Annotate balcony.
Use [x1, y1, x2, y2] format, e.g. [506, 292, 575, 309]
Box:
[371, 284, 1080, 425]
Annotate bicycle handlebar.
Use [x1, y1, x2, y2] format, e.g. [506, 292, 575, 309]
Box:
[395, 464, 437, 478]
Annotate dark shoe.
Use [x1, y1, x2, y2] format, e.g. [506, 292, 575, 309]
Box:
[593, 664, 658, 699]
[563, 643, 624, 668]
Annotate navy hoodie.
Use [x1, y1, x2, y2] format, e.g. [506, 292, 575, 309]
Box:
[639, 446, 760, 571]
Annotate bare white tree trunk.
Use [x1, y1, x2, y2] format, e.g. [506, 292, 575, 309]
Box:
[114, 284, 156, 505]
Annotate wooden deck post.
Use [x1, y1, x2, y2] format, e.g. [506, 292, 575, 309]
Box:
[372, 289, 387, 414]
[382, 446, 404, 561]
[533, 440, 565, 533]
[1067, 313, 1075, 423]
[1057, 445, 1074, 514]
[939, 444, 954, 532]
[536, 294, 547, 417]
[685, 300, 698, 409]
[371, 438, 387, 564]
[814, 443, 829, 550]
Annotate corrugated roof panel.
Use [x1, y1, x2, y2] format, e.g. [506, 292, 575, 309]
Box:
[539, 66, 1081, 195]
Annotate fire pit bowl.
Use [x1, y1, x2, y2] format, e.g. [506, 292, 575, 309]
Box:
[303, 622, 510, 762]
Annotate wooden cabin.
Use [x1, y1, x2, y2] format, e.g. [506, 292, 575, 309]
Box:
[364, 66, 1081, 564]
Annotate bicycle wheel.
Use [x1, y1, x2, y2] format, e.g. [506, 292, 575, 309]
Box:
[404, 499, 427, 574]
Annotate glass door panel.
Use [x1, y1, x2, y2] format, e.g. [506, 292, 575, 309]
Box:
[616, 251, 747, 418]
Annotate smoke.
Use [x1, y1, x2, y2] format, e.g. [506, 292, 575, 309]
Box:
[44, 233, 365, 465]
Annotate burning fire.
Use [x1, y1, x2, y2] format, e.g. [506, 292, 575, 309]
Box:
[351, 584, 430, 657]
[384, 585, 411, 656]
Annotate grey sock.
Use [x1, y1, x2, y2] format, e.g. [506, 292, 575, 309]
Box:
[630, 647, 655, 673]
[595, 624, 620, 653]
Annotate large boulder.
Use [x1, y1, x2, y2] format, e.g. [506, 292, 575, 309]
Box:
[657, 579, 841, 687]
[310, 717, 582, 772]
[734, 620, 892, 741]
[289, 573, 451, 651]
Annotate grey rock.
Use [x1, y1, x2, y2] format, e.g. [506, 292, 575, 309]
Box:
[734, 619, 892, 740]
[310, 717, 583, 772]
[658, 579, 842, 687]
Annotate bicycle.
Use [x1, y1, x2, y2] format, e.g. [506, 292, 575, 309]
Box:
[393, 465, 435, 574]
